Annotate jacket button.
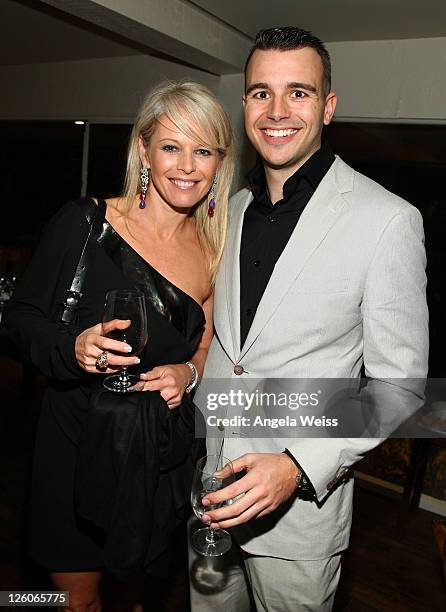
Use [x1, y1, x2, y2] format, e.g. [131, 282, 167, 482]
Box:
[234, 364, 244, 375]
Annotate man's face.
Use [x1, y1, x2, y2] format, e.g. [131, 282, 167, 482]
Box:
[243, 48, 337, 172]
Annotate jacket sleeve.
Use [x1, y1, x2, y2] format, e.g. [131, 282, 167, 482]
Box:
[287, 205, 429, 501]
[4, 202, 91, 381]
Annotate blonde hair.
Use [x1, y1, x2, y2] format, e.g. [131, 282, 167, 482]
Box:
[123, 80, 234, 285]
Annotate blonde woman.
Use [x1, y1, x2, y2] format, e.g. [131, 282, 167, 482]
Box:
[5, 80, 233, 610]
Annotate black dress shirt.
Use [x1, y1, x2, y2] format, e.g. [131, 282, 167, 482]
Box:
[240, 143, 335, 347]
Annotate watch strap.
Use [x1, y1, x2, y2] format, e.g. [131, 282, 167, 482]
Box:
[283, 448, 316, 501]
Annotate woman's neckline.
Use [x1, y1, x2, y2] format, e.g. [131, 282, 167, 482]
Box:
[91, 196, 205, 315]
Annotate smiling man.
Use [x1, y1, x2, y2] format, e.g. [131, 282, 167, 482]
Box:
[243, 45, 335, 203]
[191, 27, 428, 611]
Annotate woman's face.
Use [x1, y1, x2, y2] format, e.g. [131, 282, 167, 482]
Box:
[140, 115, 220, 212]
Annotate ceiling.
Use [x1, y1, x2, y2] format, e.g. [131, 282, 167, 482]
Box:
[0, 0, 141, 66]
[2, 0, 446, 69]
[191, 0, 446, 42]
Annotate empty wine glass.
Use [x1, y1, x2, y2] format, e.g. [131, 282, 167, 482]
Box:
[191, 454, 235, 556]
[102, 289, 148, 393]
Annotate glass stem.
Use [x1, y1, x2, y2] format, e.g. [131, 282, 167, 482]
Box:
[119, 366, 130, 385]
[206, 525, 216, 544]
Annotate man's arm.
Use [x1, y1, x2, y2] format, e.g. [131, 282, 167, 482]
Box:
[291, 205, 428, 501]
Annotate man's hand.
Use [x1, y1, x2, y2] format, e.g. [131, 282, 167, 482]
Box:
[201, 452, 299, 529]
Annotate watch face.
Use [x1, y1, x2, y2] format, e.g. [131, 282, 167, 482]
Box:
[297, 473, 315, 500]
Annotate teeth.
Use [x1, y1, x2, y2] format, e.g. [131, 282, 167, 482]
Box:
[264, 128, 298, 137]
[171, 179, 195, 188]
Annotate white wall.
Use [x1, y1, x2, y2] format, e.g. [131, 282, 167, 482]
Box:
[328, 37, 446, 122]
[0, 54, 218, 121]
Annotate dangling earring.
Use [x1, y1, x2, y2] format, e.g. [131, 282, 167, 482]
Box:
[207, 175, 217, 217]
[139, 167, 150, 209]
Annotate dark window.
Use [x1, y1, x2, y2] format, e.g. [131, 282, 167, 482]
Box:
[87, 124, 132, 199]
[325, 122, 446, 375]
[0, 121, 84, 246]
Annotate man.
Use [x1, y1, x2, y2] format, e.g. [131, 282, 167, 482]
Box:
[191, 26, 428, 611]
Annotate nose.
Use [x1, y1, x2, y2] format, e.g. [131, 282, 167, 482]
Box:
[177, 149, 195, 174]
[267, 95, 290, 122]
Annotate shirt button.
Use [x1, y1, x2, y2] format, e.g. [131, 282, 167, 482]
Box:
[246, 308, 252, 316]
[234, 364, 244, 375]
[253, 260, 260, 267]
[267, 215, 276, 223]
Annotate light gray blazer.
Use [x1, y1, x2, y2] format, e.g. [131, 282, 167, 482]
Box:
[195, 156, 428, 560]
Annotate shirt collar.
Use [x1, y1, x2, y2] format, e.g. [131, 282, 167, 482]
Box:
[247, 142, 335, 205]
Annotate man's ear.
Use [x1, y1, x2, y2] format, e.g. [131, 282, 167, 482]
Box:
[242, 95, 247, 108]
[323, 92, 337, 126]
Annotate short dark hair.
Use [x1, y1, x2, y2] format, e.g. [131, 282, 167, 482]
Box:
[245, 26, 332, 95]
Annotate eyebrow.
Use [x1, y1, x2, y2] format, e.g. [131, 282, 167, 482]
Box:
[288, 81, 318, 93]
[245, 82, 269, 95]
[245, 81, 318, 95]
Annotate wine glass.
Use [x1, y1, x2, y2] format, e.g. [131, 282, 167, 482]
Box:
[191, 454, 235, 556]
[102, 289, 148, 393]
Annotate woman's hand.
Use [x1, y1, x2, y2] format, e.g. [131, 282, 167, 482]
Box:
[75, 319, 141, 374]
[137, 364, 192, 409]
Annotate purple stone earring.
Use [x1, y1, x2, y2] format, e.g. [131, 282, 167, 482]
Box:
[139, 167, 150, 209]
[208, 175, 217, 217]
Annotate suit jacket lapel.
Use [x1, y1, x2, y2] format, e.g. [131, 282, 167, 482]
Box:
[240, 158, 351, 359]
[214, 190, 253, 362]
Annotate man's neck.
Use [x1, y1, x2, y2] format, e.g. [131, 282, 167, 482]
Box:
[264, 166, 295, 204]
[263, 145, 321, 205]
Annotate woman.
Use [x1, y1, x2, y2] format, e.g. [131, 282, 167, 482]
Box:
[5, 80, 233, 610]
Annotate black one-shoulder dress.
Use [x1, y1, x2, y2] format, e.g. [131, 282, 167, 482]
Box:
[5, 198, 205, 576]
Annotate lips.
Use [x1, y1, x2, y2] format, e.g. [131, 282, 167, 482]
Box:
[169, 178, 198, 190]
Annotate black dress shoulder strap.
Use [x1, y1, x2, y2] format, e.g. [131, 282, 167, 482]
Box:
[60, 197, 106, 325]
[76, 196, 106, 225]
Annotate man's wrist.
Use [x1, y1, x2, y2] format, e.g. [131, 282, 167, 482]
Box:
[282, 449, 316, 500]
[281, 451, 300, 484]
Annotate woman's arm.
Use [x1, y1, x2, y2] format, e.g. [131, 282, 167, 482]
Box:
[4, 202, 137, 380]
[4, 203, 88, 380]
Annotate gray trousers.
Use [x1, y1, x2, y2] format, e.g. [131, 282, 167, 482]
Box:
[188, 518, 341, 612]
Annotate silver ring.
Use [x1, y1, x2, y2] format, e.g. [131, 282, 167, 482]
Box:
[95, 350, 108, 370]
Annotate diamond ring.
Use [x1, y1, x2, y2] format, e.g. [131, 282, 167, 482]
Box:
[95, 350, 108, 370]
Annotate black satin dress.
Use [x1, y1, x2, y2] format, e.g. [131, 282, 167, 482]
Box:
[5, 199, 204, 576]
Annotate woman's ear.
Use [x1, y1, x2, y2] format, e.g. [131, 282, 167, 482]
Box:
[138, 136, 148, 166]
[216, 151, 225, 171]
